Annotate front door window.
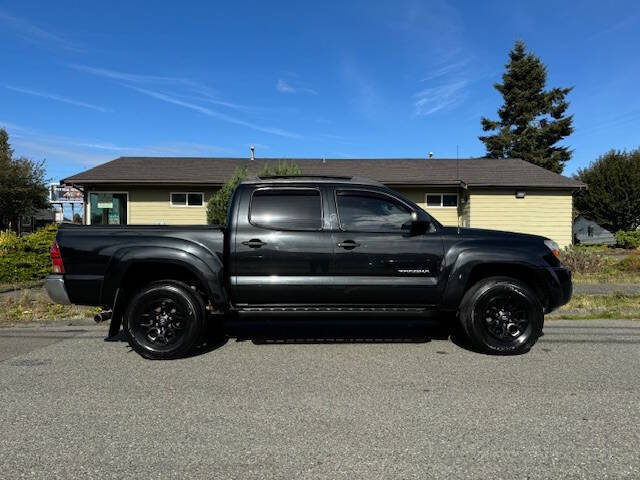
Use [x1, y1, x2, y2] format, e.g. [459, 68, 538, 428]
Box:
[89, 193, 127, 225]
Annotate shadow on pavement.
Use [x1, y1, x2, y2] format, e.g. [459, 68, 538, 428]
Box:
[106, 315, 482, 357]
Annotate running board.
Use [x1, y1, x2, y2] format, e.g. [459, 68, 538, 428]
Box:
[236, 306, 433, 316]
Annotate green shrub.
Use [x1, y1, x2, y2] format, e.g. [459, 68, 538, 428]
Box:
[206, 166, 248, 225]
[0, 229, 21, 253]
[206, 162, 302, 225]
[615, 230, 640, 249]
[617, 255, 640, 272]
[558, 246, 614, 274]
[0, 225, 57, 284]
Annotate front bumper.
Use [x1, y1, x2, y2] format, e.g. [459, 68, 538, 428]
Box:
[545, 266, 572, 312]
[45, 275, 71, 305]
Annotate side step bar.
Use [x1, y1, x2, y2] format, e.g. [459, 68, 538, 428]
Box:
[235, 306, 434, 316]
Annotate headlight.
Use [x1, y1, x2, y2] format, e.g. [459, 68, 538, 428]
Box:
[544, 239, 560, 259]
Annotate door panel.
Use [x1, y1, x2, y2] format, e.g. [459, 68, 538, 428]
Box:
[331, 189, 444, 305]
[231, 187, 335, 305]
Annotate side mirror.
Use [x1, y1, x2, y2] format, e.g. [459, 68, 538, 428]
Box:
[410, 211, 431, 233]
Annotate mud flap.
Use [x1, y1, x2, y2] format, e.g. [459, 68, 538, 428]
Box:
[105, 288, 125, 341]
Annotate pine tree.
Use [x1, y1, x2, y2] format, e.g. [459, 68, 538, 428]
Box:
[479, 40, 574, 173]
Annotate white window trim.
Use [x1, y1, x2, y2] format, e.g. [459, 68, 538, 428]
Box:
[170, 192, 205, 208]
[87, 191, 130, 225]
[425, 193, 458, 208]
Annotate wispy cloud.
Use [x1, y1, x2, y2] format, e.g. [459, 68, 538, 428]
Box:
[124, 85, 301, 138]
[0, 10, 82, 52]
[341, 59, 382, 120]
[4, 85, 110, 112]
[276, 79, 296, 93]
[72, 64, 301, 136]
[71, 64, 197, 87]
[72, 64, 257, 112]
[276, 78, 318, 95]
[413, 80, 468, 116]
[0, 121, 232, 169]
[420, 58, 471, 82]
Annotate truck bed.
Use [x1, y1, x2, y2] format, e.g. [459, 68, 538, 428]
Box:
[56, 224, 225, 305]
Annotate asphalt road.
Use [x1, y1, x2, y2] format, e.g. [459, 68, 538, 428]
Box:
[1, 319, 639, 479]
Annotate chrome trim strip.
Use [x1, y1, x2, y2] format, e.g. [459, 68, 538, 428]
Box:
[44, 275, 71, 305]
[232, 275, 436, 286]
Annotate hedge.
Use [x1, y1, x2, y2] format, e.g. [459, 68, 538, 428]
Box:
[0, 225, 57, 284]
[615, 230, 640, 249]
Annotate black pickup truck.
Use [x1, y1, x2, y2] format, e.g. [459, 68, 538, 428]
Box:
[46, 176, 572, 358]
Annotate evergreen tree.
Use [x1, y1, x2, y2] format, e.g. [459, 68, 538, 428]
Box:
[479, 40, 574, 173]
[575, 148, 640, 232]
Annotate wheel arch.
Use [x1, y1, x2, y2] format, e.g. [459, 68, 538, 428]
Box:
[101, 246, 227, 312]
[442, 252, 550, 312]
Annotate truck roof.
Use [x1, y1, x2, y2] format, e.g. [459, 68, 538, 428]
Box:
[240, 175, 385, 187]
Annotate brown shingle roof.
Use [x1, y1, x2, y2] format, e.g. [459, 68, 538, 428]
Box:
[62, 157, 585, 189]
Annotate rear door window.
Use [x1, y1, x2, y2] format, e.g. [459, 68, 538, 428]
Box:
[250, 188, 322, 231]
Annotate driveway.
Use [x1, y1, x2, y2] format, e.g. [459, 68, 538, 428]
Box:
[1, 320, 639, 479]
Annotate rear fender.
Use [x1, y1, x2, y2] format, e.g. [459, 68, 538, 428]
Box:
[100, 246, 226, 310]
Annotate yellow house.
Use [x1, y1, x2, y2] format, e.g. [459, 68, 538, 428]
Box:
[62, 157, 584, 248]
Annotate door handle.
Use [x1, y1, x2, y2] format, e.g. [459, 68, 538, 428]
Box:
[337, 240, 360, 250]
[242, 239, 267, 248]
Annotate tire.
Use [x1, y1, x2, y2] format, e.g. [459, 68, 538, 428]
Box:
[124, 280, 206, 360]
[458, 276, 543, 355]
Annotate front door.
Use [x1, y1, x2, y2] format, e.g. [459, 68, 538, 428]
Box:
[231, 186, 335, 306]
[331, 189, 444, 306]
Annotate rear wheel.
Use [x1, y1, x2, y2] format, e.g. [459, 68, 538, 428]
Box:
[458, 276, 543, 355]
[124, 280, 205, 359]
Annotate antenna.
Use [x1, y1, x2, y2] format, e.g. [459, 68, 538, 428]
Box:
[456, 144, 461, 235]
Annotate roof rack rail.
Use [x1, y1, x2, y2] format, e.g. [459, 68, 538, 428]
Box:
[241, 175, 384, 186]
[256, 175, 352, 180]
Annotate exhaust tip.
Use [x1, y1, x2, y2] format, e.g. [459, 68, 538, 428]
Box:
[94, 310, 113, 323]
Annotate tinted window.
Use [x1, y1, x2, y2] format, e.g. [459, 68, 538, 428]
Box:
[336, 192, 412, 232]
[250, 189, 322, 230]
[443, 194, 458, 207]
[171, 193, 187, 206]
[187, 193, 203, 206]
[426, 195, 441, 207]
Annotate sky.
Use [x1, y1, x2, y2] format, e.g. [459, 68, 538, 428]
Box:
[1, 0, 639, 182]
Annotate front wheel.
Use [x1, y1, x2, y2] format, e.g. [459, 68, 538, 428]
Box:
[124, 280, 205, 359]
[458, 276, 543, 355]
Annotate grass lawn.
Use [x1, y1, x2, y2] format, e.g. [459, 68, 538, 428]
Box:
[0, 288, 99, 327]
[573, 273, 640, 284]
[547, 293, 640, 320]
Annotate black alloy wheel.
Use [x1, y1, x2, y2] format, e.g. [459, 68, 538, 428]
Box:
[458, 276, 543, 355]
[124, 280, 205, 359]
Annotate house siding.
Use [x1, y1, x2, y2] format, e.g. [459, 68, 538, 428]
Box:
[468, 189, 573, 248]
[129, 188, 217, 224]
[394, 188, 461, 226]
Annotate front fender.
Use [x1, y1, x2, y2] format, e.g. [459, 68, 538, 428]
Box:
[441, 244, 546, 311]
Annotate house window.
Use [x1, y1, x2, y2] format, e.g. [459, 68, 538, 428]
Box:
[170, 192, 204, 207]
[425, 193, 458, 208]
[89, 192, 128, 225]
